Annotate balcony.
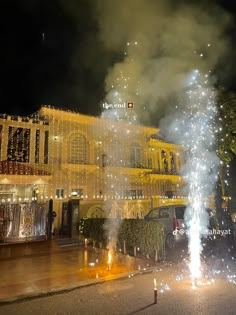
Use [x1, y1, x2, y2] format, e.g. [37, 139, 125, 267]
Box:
[150, 168, 180, 176]
[101, 157, 152, 169]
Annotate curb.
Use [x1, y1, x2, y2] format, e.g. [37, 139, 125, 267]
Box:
[0, 267, 159, 305]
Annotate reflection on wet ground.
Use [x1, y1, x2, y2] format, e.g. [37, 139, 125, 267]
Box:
[1, 238, 235, 303]
[0, 241, 159, 302]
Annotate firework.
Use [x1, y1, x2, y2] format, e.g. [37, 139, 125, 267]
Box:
[177, 70, 219, 282]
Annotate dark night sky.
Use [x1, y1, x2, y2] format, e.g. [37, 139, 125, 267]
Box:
[1, 0, 236, 117]
[1, 0, 114, 116]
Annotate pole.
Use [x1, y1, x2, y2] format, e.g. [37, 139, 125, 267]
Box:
[47, 198, 53, 239]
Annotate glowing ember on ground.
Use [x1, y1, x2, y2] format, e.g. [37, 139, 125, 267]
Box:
[108, 252, 112, 264]
[154, 278, 157, 290]
[107, 251, 112, 271]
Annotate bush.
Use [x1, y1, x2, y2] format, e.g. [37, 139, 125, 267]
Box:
[79, 218, 164, 258]
[81, 218, 106, 243]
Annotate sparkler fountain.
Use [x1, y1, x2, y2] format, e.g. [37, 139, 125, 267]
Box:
[176, 69, 219, 286]
[101, 41, 140, 254]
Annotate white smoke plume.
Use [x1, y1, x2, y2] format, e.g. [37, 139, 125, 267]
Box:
[94, 0, 231, 275]
[94, 0, 232, 125]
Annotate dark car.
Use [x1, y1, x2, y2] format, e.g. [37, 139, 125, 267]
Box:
[144, 205, 217, 249]
[144, 204, 187, 248]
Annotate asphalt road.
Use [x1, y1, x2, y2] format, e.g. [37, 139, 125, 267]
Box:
[0, 238, 235, 315]
[0, 253, 236, 315]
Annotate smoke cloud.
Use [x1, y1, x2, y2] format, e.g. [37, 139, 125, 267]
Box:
[94, 0, 232, 125]
[93, 0, 231, 274]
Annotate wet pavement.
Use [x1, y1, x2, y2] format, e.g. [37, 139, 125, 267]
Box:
[1, 240, 236, 314]
[0, 240, 60, 260]
[0, 254, 236, 315]
[0, 240, 159, 303]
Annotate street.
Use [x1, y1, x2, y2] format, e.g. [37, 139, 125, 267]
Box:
[0, 240, 236, 315]
[0, 261, 236, 315]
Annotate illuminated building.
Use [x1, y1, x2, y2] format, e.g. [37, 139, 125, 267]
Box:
[0, 106, 187, 230]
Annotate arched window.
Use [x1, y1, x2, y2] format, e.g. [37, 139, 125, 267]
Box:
[69, 134, 89, 164]
[101, 140, 122, 167]
[161, 150, 168, 173]
[170, 152, 176, 174]
[109, 140, 122, 166]
[130, 143, 142, 168]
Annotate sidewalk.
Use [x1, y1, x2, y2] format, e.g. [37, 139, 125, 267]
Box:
[0, 240, 159, 303]
[0, 240, 61, 260]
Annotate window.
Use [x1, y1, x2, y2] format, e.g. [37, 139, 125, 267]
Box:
[161, 150, 168, 173]
[69, 134, 88, 164]
[125, 190, 143, 199]
[7, 127, 31, 163]
[44, 130, 49, 164]
[109, 140, 122, 166]
[159, 208, 170, 218]
[102, 154, 108, 167]
[170, 152, 176, 174]
[130, 143, 142, 167]
[35, 129, 40, 163]
[165, 191, 174, 198]
[148, 158, 152, 169]
[175, 206, 186, 219]
[148, 208, 159, 219]
[56, 188, 64, 199]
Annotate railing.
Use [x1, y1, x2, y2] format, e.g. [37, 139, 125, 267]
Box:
[0, 113, 49, 125]
[150, 168, 180, 176]
[101, 160, 152, 169]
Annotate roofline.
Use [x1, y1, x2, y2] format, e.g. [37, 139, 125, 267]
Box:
[39, 105, 159, 134]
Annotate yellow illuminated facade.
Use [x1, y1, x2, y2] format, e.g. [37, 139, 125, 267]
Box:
[0, 106, 187, 228]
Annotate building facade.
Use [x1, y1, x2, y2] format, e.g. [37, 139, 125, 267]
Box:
[0, 106, 187, 230]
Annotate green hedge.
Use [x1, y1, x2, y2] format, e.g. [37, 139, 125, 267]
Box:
[81, 218, 106, 243]
[79, 218, 165, 259]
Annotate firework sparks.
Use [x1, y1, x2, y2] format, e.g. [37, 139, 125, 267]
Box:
[176, 70, 219, 283]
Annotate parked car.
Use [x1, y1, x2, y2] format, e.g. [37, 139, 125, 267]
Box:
[144, 205, 217, 249]
[144, 205, 187, 248]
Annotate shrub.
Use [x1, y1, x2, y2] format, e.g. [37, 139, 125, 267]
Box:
[79, 218, 164, 258]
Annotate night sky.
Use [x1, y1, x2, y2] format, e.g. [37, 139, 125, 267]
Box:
[1, 0, 112, 116]
[1, 0, 236, 118]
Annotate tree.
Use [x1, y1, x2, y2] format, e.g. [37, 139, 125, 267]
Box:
[215, 90, 236, 230]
